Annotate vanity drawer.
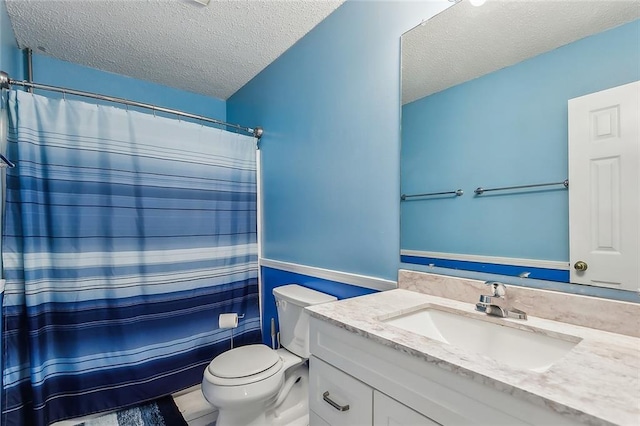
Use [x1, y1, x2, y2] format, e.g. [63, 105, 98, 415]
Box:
[309, 356, 373, 426]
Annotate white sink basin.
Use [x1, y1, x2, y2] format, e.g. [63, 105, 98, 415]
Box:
[382, 307, 581, 372]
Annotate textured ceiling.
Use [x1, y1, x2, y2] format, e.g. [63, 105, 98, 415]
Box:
[402, 0, 640, 105]
[5, 0, 345, 100]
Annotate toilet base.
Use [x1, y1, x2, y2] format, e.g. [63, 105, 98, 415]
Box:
[214, 364, 309, 426]
[269, 365, 309, 426]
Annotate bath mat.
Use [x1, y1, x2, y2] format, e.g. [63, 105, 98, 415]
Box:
[75, 395, 188, 426]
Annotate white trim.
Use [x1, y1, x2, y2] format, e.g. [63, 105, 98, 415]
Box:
[259, 258, 396, 291]
[400, 250, 570, 271]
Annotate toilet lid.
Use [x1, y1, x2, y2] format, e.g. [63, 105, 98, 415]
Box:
[208, 344, 280, 379]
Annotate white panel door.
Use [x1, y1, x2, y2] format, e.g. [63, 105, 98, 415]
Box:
[568, 81, 639, 291]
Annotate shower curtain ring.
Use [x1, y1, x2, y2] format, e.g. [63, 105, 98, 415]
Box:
[62, 90, 66, 101]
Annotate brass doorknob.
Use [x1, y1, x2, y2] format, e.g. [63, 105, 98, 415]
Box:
[574, 261, 588, 271]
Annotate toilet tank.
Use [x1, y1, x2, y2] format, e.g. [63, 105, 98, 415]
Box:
[273, 284, 337, 358]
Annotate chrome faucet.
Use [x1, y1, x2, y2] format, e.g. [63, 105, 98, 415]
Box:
[475, 281, 527, 320]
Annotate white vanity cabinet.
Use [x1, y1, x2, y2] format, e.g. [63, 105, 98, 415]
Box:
[308, 317, 583, 426]
[309, 355, 436, 426]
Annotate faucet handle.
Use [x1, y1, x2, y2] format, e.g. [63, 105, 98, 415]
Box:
[484, 281, 506, 297]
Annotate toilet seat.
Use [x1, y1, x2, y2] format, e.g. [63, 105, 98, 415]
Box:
[206, 344, 283, 386]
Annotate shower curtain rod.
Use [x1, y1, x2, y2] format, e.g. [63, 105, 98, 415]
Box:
[0, 70, 263, 139]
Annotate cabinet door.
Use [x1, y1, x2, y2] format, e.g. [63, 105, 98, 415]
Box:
[309, 356, 373, 426]
[374, 391, 440, 426]
[310, 410, 332, 426]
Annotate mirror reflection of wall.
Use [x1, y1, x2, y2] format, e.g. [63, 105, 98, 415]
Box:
[400, 0, 639, 298]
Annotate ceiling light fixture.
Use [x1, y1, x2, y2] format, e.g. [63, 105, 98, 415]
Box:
[469, 0, 487, 6]
[191, 0, 210, 5]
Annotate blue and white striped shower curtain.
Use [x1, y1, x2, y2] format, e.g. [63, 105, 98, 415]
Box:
[1, 90, 261, 425]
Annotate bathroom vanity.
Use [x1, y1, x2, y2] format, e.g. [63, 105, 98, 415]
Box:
[306, 272, 640, 426]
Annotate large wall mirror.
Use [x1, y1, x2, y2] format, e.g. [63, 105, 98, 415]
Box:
[400, 0, 639, 297]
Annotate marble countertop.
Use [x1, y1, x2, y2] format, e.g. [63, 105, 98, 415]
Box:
[306, 289, 640, 426]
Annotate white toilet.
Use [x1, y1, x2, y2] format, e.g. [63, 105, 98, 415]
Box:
[202, 284, 337, 426]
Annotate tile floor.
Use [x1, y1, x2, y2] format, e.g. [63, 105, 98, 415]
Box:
[51, 385, 217, 426]
[173, 385, 218, 426]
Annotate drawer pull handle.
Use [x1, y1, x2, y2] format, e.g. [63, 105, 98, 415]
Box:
[322, 391, 350, 412]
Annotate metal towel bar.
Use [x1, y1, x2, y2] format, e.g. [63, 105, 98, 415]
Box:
[401, 189, 463, 200]
[474, 179, 568, 195]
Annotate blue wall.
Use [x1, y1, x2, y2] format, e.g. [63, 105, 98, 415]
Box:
[29, 55, 226, 122]
[401, 20, 640, 263]
[228, 1, 450, 282]
[261, 266, 376, 345]
[227, 1, 453, 343]
[0, 0, 20, 78]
